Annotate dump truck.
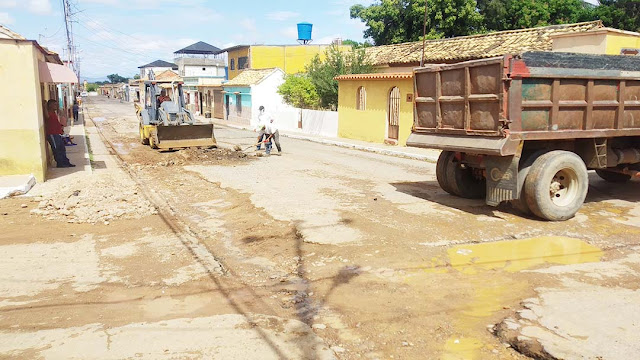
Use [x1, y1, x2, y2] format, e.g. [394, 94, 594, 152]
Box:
[408, 52, 640, 221]
[135, 73, 216, 149]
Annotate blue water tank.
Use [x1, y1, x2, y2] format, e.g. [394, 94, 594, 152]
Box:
[297, 22, 313, 41]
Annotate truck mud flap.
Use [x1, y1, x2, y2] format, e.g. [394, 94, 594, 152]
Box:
[156, 124, 217, 149]
[485, 142, 523, 206]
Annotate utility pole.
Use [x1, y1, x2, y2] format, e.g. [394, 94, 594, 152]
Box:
[61, 0, 78, 77]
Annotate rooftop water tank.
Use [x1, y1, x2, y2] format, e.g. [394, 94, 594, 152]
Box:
[297, 22, 313, 44]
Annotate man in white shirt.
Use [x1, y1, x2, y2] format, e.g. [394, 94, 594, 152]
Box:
[264, 116, 281, 156]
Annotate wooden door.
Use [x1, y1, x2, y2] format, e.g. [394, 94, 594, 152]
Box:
[388, 87, 400, 141]
[213, 89, 223, 119]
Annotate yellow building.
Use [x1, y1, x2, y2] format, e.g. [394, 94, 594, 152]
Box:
[552, 27, 640, 55]
[336, 73, 414, 145]
[0, 26, 71, 181]
[223, 44, 351, 80]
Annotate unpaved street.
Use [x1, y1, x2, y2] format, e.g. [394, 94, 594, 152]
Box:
[2, 96, 640, 360]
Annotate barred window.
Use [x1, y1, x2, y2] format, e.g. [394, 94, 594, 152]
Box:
[356, 86, 366, 110]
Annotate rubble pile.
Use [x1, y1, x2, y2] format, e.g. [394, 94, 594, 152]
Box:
[30, 174, 157, 224]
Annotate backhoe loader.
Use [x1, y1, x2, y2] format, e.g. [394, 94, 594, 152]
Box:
[135, 71, 216, 149]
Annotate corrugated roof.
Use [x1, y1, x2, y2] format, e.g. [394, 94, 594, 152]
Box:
[223, 68, 279, 86]
[138, 59, 178, 69]
[366, 21, 603, 66]
[174, 41, 221, 55]
[335, 73, 413, 81]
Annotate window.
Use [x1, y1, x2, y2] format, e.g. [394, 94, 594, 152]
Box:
[230, 58, 235, 70]
[238, 56, 248, 70]
[356, 86, 366, 110]
[236, 94, 242, 113]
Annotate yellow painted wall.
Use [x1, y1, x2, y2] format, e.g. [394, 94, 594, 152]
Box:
[227, 45, 353, 79]
[227, 47, 250, 80]
[337, 78, 414, 146]
[0, 41, 47, 181]
[605, 33, 640, 54]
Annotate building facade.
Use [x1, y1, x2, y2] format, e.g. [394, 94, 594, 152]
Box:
[0, 26, 76, 181]
[221, 44, 352, 80]
[552, 27, 640, 55]
[138, 60, 178, 79]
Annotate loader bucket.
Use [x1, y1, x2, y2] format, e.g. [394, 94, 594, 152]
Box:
[155, 124, 216, 149]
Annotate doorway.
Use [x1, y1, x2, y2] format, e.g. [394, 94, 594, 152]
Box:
[387, 86, 400, 142]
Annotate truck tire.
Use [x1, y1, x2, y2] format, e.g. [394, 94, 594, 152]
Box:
[451, 161, 485, 199]
[510, 150, 549, 216]
[524, 151, 589, 221]
[595, 169, 631, 183]
[436, 151, 459, 196]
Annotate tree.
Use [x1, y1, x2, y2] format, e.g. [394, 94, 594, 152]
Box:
[133, 74, 140, 80]
[350, 0, 483, 45]
[342, 39, 373, 48]
[477, 0, 595, 31]
[595, 0, 640, 32]
[106, 73, 129, 84]
[277, 75, 320, 109]
[86, 83, 98, 92]
[306, 45, 375, 110]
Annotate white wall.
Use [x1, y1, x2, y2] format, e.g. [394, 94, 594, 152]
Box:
[250, 69, 294, 128]
[183, 65, 223, 77]
[140, 66, 174, 78]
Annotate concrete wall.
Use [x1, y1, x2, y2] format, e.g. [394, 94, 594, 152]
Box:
[224, 86, 252, 123]
[337, 78, 414, 146]
[183, 65, 224, 77]
[251, 45, 352, 76]
[227, 47, 250, 80]
[250, 70, 293, 128]
[140, 66, 173, 78]
[0, 41, 47, 181]
[552, 33, 607, 54]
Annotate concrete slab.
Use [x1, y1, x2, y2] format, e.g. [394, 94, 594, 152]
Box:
[0, 174, 36, 199]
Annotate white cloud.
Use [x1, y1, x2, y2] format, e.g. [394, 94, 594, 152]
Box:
[0, 0, 17, 8]
[0, 11, 13, 24]
[316, 34, 342, 45]
[26, 0, 53, 15]
[266, 10, 299, 21]
[279, 26, 298, 40]
[240, 18, 256, 32]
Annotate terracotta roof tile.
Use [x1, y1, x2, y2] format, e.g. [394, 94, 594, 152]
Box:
[223, 68, 279, 86]
[335, 73, 413, 81]
[154, 70, 181, 81]
[365, 21, 603, 66]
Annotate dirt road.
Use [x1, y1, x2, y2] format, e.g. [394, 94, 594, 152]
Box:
[2, 96, 639, 360]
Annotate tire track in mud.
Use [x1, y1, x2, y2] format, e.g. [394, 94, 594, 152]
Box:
[84, 106, 324, 360]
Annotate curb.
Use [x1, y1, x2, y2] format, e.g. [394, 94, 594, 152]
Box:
[210, 121, 438, 163]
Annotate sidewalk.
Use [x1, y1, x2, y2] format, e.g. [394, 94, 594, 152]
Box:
[201, 116, 441, 163]
[45, 108, 92, 180]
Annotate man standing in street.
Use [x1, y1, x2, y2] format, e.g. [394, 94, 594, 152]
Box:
[264, 113, 281, 156]
[45, 99, 75, 168]
[255, 105, 269, 151]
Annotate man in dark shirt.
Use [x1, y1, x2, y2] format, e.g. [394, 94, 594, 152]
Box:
[45, 99, 75, 168]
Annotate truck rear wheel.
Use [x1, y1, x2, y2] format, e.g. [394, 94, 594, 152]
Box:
[595, 169, 631, 183]
[450, 162, 485, 199]
[436, 151, 458, 196]
[524, 151, 588, 221]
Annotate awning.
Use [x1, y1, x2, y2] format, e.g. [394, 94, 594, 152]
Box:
[38, 62, 78, 84]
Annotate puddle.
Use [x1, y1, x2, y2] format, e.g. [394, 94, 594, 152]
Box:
[448, 236, 603, 274]
[442, 236, 602, 360]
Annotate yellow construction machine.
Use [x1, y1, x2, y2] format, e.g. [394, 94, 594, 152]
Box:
[135, 72, 216, 149]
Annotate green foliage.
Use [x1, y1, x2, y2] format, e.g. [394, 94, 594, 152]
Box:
[342, 39, 374, 48]
[106, 73, 129, 84]
[350, 0, 483, 44]
[86, 83, 98, 92]
[306, 45, 375, 110]
[477, 0, 595, 31]
[277, 75, 320, 109]
[595, 0, 640, 32]
[133, 74, 141, 80]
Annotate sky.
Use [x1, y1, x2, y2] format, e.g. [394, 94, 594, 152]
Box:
[0, 0, 376, 79]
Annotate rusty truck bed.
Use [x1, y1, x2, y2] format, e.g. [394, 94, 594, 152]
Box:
[408, 52, 640, 155]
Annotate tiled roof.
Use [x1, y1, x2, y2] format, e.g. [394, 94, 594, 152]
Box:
[223, 68, 279, 86]
[365, 21, 603, 66]
[138, 59, 178, 69]
[335, 73, 413, 81]
[174, 41, 221, 55]
[154, 70, 181, 81]
[0, 25, 25, 40]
